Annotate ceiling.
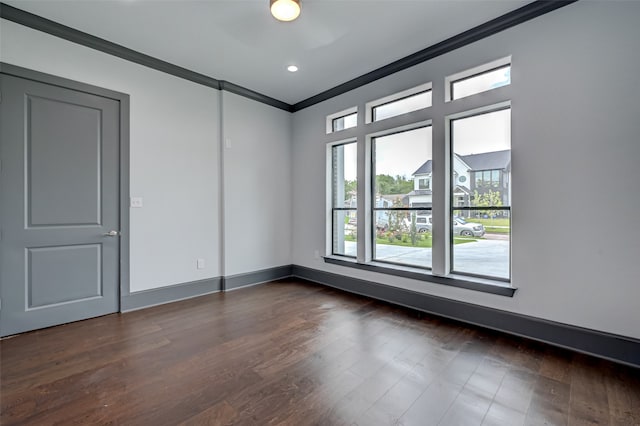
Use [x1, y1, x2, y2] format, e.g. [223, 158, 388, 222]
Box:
[3, 0, 531, 105]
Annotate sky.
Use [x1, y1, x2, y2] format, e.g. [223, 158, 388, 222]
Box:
[342, 108, 510, 180]
[340, 69, 511, 180]
[374, 126, 432, 178]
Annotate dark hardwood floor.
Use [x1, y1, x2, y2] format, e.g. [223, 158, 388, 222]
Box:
[1, 279, 639, 425]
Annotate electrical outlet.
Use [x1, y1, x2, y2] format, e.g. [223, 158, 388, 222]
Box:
[130, 197, 143, 208]
[197, 258, 206, 269]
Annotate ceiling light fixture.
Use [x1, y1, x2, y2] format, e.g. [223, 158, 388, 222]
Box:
[287, 65, 298, 72]
[270, 0, 301, 22]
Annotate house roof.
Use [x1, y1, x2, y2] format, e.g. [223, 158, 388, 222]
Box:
[460, 150, 511, 171]
[406, 190, 433, 196]
[412, 160, 432, 176]
[412, 150, 510, 177]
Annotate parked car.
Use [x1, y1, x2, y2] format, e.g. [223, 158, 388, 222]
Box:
[408, 215, 485, 237]
[453, 216, 485, 237]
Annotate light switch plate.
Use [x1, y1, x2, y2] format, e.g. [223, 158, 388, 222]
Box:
[197, 258, 206, 269]
[130, 197, 143, 208]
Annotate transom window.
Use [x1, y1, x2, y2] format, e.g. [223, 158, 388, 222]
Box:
[326, 107, 358, 134]
[332, 113, 357, 132]
[451, 65, 511, 100]
[372, 90, 432, 122]
[446, 57, 511, 102]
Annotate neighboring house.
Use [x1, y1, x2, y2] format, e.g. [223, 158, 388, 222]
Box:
[462, 150, 511, 208]
[405, 160, 433, 208]
[408, 150, 511, 209]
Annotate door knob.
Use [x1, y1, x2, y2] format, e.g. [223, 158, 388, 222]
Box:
[103, 230, 120, 237]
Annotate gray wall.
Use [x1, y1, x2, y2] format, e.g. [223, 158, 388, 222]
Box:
[291, 1, 640, 340]
[0, 18, 293, 293]
[221, 92, 292, 276]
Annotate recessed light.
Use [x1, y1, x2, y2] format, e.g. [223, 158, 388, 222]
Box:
[287, 65, 299, 72]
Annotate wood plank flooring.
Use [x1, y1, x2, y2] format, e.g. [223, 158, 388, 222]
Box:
[1, 279, 639, 425]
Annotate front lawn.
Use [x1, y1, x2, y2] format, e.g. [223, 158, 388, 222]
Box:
[468, 217, 510, 234]
[470, 217, 510, 227]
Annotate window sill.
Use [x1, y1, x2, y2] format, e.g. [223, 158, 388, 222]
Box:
[323, 256, 516, 297]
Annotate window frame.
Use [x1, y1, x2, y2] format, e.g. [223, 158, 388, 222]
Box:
[323, 59, 516, 297]
[369, 124, 433, 270]
[448, 103, 512, 282]
[328, 139, 358, 258]
[326, 107, 358, 134]
[445, 56, 511, 102]
[366, 83, 432, 124]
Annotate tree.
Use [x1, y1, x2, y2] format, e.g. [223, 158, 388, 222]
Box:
[344, 179, 357, 196]
[472, 189, 502, 217]
[375, 174, 413, 195]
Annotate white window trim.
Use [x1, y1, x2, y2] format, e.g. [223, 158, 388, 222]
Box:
[326, 106, 358, 134]
[365, 82, 432, 124]
[446, 100, 512, 280]
[323, 63, 515, 293]
[326, 138, 358, 257]
[445, 56, 511, 102]
[364, 120, 432, 265]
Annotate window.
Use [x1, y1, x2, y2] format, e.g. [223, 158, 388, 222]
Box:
[332, 112, 357, 132]
[372, 126, 432, 269]
[474, 170, 501, 189]
[327, 107, 358, 134]
[445, 57, 511, 102]
[325, 59, 514, 294]
[373, 90, 432, 122]
[367, 83, 432, 123]
[450, 107, 511, 280]
[451, 65, 510, 100]
[331, 142, 357, 257]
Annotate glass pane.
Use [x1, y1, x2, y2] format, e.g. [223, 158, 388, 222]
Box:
[451, 108, 511, 279]
[452, 208, 510, 279]
[333, 210, 357, 257]
[452, 65, 510, 100]
[374, 210, 432, 269]
[332, 112, 357, 132]
[372, 126, 432, 268]
[332, 142, 357, 208]
[373, 90, 432, 122]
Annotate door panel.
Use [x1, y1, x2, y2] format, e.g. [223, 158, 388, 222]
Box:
[28, 95, 103, 227]
[28, 244, 102, 308]
[0, 74, 120, 337]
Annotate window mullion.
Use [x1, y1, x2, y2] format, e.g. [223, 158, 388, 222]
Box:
[431, 84, 448, 277]
[357, 133, 371, 263]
